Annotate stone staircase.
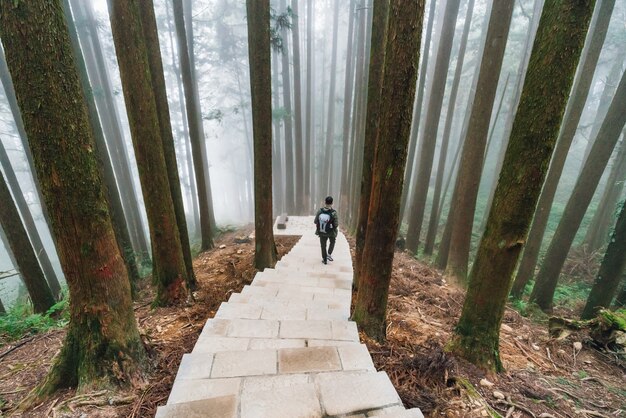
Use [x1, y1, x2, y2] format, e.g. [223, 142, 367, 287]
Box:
[155, 216, 423, 418]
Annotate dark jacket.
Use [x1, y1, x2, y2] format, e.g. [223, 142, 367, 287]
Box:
[314, 207, 339, 238]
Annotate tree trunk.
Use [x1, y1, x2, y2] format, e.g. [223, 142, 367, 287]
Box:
[511, 0, 615, 298]
[0, 46, 62, 298]
[173, 0, 214, 251]
[62, 0, 141, 290]
[448, 0, 595, 372]
[423, 0, 475, 255]
[404, 0, 461, 254]
[0, 171, 55, 314]
[530, 70, 626, 312]
[615, 280, 626, 308]
[0, 0, 147, 395]
[339, 0, 357, 216]
[353, 0, 424, 341]
[444, 1, 515, 283]
[581, 201, 626, 319]
[304, 0, 315, 212]
[280, 0, 296, 214]
[138, 0, 197, 290]
[76, 0, 150, 260]
[292, 0, 305, 214]
[322, 0, 340, 196]
[246, 0, 278, 270]
[354, 0, 390, 290]
[583, 133, 626, 253]
[272, 51, 285, 215]
[108, 0, 189, 305]
[399, 0, 438, 225]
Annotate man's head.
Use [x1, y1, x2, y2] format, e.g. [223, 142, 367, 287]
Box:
[325, 196, 333, 206]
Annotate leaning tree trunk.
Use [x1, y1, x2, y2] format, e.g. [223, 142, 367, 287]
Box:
[354, 0, 390, 290]
[444, 0, 515, 283]
[581, 201, 626, 319]
[448, 0, 595, 373]
[404, 0, 461, 254]
[511, 0, 615, 298]
[108, 0, 189, 305]
[353, 0, 424, 341]
[0, 0, 147, 396]
[0, 171, 55, 314]
[0, 46, 62, 298]
[530, 69, 626, 312]
[173, 0, 214, 251]
[246, 0, 278, 270]
[423, 0, 475, 256]
[138, 0, 197, 290]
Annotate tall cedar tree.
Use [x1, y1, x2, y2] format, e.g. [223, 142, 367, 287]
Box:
[304, 0, 314, 210]
[0, 46, 62, 298]
[0, 171, 55, 313]
[448, 0, 595, 372]
[354, 0, 390, 290]
[511, 0, 614, 298]
[445, 1, 515, 282]
[108, 0, 189, 305]
[0, 0, 146, 395]
[246, 0, 278, 269]
[424, 0, 476, 255]
[405, 0, 461, 254]
[62, 0, 141, 290]
[280, 0, 296, 214]
[529, 69, 626, 312]
[581, 201, 626, 319]
[353, 0, 424, 341]
[173, 0, 215, 251]
[292, 0, 305, 213]
[138, 0, 197, 289]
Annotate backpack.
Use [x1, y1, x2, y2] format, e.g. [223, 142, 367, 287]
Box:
[318, 211, 334, 234]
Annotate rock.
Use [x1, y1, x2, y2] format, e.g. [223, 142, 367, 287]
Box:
[573, 341, 582, 351]
[493, 391, 505, 400]
[234, 235, 251, 244]
[396, 236, 406, 250]
[531, 343, 540, 351]
[237, 249, 243, 255]
[479, 379, 494, 388]
[219, 244, 226, 249]
[501, 324, 513, 333]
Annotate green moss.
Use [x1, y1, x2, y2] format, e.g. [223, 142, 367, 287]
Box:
[599, 309, 626, 330]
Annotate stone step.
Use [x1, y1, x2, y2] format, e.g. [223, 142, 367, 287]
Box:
[227, 292, 350, 313]
[155, 395, 238, 418]
[240, 284, 351, 305]
[215, 301, 349, 321]
[198, 318, 360, 342]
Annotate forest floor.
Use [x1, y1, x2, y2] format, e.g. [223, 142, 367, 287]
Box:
[0, 227, 625, 417]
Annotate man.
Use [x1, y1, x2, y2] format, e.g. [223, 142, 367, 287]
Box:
[314, 196, 338, 264]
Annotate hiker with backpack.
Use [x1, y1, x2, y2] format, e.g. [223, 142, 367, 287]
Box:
[314, 196, 339, 264]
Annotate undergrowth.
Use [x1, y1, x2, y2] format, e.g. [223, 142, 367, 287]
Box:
[0, 296, 69, 345]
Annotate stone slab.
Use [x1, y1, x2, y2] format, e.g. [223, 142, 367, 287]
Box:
[155, 395, 237, 418]
[249, 338, 306, 350]
[175, 353, 214, 380]
[278, 346, 341, 374]
[279, 320, 332, 340]
[168, 378, 240, 404]
[242, 373, 310, 393]
[215, 302, 262, 320]
[227, 319, 279, 338]
[240, 383, 322, 418]
[332, 321, 360, 341]
[193, 336, 250, 354]
[211, 349, 277, 378]
[338, 344, 376, 371]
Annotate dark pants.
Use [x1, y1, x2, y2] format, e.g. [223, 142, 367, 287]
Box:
[320, 235, 336, 262]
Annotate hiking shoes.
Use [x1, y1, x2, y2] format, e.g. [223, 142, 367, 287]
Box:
[322, 259, 327, 265]
[327, 255, 334, 262]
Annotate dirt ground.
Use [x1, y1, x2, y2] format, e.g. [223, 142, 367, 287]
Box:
[1, 228, 625, 418]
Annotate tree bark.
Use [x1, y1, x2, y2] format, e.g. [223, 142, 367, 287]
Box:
[581, 201, 626, 319]
[0, 170, 55, 314]
[353, 0, 424, 341]
[448, 0, 595, 372]
[530, 69, 626, 312]
[404, 0, 461, 254]
[246, 0, 278, 270]
[0, 46, 62, 298]
[108, 0, 189, 305]
[0, 0, 147, 395]
[138, 0, 197, 290]
[444, 1, 515, 282]
[304, 0, 315, 211]
[173, 0, 214, 251]
[354, 0, 390, 290]
[511, 0, 615, 298]
[272, 51, 285, 214]
[423, 0, 475, 255]
[292, 0, 305, 214]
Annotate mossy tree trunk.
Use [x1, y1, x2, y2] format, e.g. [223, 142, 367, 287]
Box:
[138, 0, 197, 290]
[0, 46, 62, 299]
[0, 0, 146, 396]
[108, 0, 189, 305]
[0, 171, 55, 314]
[172, 0, 214, 251]
[511, 0, 614, 299]
[445, 0, 515, 283]
[353, 0, 424, 341]
[354, 0, 390, 290]
[581, 201, 626, 319]
[246, 0, 278, 270]
[530, 68, 626, 312]
[448, 0, 595, 373]
[405, 0, 461, 254]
